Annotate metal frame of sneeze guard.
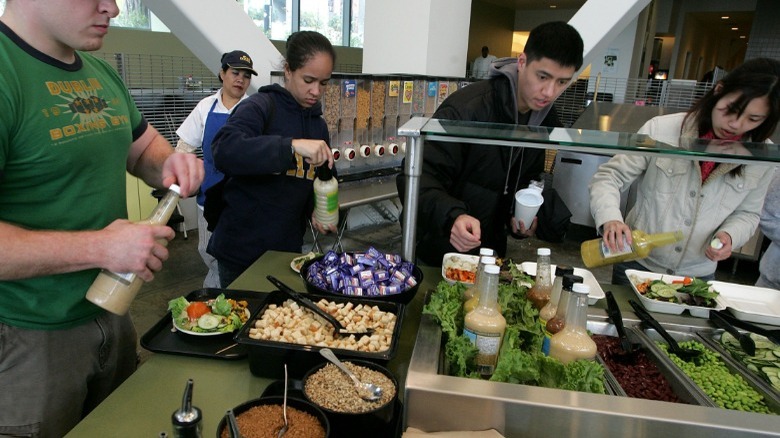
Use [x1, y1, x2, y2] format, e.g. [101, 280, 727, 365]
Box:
[398, 117, 780, 262]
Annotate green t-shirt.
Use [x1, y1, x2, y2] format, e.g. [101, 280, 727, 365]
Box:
[0, 23, 145, 329]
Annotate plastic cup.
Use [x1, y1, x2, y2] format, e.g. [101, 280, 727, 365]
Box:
[514, 188, 544, 229]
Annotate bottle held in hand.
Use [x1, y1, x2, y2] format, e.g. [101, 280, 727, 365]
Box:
[313, 165, 339, 229]
[580, 229, 684, 268]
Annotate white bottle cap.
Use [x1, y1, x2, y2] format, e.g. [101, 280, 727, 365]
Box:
[710, 238, 724, 249]
[481, 256, 496, 265]
[572, 283, 590, 295]
[537, 248, 551, 256]
[168, 184, 181, 195]
[479, 248, 495, 256]
[484, 264, 500, 275]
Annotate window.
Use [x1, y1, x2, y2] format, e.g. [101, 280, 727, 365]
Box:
[238, 0, 293, 42]
[300, 0, 342, 46]
[349, 0, 365, 48]
[111, 0, 151, 30]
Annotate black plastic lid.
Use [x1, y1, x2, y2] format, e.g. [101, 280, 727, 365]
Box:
[555, 265, 575, 277]
[562, 273, 584, 289]
[317, 165, 333, 181]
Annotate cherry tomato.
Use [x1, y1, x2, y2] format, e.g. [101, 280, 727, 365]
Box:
[186, 301, 210, 320]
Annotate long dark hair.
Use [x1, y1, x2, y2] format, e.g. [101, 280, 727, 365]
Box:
[685, 57, 780, 142]
[285, 31, 336, 72]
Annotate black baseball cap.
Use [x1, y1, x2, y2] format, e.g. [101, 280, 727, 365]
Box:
[221, 50, 258, 76]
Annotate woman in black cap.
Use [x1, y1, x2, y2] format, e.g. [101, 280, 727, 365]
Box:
[209, 31, 337, 287]
[175, 50, 257, 288]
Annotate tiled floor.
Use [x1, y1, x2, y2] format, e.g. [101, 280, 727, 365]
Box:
[131, 220, 762, 364]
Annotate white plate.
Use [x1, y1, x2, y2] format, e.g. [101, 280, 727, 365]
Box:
[290, 252, 318, 273]
[441, 252, 479, 285]
[709, 281, 780, 326]
[171, 308, 251, 336]
[626, 269, 725, 318]
[520, 262, 605, 305]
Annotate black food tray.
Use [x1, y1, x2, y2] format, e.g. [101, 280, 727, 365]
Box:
[262, 380, 404, 438]
[235, 290, 405, 379]
[140, 288, 269, 360]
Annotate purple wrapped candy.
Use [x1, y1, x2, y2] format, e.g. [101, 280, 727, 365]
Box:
[345, 285, 365, 296]
[356, 255, 376, 267]
[305, 247, 417, 297]
[366, 246, 383, 259]
[373, 270, 389, 282]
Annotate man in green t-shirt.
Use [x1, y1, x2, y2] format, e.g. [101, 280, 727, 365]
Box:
[0, 1, 204, 436]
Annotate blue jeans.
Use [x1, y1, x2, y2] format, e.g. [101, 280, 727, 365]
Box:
[218, 259, 250, 288]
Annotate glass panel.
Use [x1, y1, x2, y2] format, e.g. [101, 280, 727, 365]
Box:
[403, 119, 780, 164]
[112, 0, 151, 29]
[350, 0, 365, 48]
[239, 0, 292, 41]
[300, 0, 343, 46]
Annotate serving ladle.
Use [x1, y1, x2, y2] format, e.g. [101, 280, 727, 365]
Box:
[319, 348, 383, 402]
[628, 299, 702, 362]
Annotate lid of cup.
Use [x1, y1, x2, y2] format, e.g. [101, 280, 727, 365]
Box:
[484, 264, 500, 275]
[572, 283, 591, 295]
[479, 248, 495, 256]
[537, 248, 551, 256]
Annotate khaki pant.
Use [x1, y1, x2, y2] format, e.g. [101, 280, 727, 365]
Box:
[0, 312, 137, 438]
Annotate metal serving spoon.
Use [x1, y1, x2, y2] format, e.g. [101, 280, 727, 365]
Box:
[277, 364, 288, 438]
[319, 348, 383, 402]
[629, 299, 702, 362]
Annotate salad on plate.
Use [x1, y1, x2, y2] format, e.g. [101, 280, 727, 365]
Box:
[168, 293, 250, 335]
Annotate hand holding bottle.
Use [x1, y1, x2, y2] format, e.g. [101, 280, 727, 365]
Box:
[705, 231, 732, 261]
[600, 220, 633, 254]
[99, 219, 174, 282]
[292, 139, 334, 168]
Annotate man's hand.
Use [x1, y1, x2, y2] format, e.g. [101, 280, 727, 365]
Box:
[510, 216, 537, 238]
[601, 220, 632, 253]
[98, 220, 175, 282]
[311, 214, 337, 235]
[292, 139, 334, 168]
[705, 231, 733, 262]
[450, 214, 481, 252]
[161, 152, 204, 198]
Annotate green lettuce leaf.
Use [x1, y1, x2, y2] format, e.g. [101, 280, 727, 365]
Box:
[212, 293, 232, 316]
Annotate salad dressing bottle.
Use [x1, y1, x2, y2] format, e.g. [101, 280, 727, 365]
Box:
[313, 165, 339, 228]
[463, 255, 497, 314]
[464, 264, 505, 378]
[539, 265, 574, 323]
[542, 273, 583, 355]
[86, 184, 181, 315]
[526, 248, 553, 310]
[581, 230, 684, 268]
[548, 283, 597, 364]
[463, 248, 495, 301]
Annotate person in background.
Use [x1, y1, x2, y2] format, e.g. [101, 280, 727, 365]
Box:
[175, 50, 256, 288]
[209, 31, 336, 287]
[0, 1, 204, 436]
[589, 58, 780, 286]
[397, 21, 584, 265]
[471, 45, 497, 80]
[756, 169, 780, 290]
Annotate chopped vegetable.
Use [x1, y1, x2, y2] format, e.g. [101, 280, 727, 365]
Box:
[168, 293, 250, 334]
[720, 332, 780, 393]
[631, 275, 719, 307]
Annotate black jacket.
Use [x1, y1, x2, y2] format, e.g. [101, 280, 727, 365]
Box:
[397, 58, 562, 265]
[208, 84, 328, 269]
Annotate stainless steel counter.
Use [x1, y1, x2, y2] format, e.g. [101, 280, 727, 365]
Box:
[404, 287, 780, 438]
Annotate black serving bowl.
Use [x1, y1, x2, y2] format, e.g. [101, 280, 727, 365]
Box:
[234, 290, 405, 379]
[215, 395, 330, 438]
[299, 252, 423, 305]
[302, 359, 398, 437]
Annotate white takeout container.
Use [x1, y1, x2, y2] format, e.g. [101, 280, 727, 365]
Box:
[626, 269, 725, 318]
[441, 253, 479, 285]
[520, 262, 605, 305]
[708, 281, 780, 326]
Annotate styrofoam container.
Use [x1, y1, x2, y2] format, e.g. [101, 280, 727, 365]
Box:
[520, 262, 605, 305]
[626, 269, 725, 318]
[441, 253, 479, 285]
[708, 281, 780, 326]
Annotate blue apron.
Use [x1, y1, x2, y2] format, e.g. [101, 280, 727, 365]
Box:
[197, 99, 230, 206]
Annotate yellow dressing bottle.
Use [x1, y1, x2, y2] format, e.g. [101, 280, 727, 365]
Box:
[580, 229, 683, 269]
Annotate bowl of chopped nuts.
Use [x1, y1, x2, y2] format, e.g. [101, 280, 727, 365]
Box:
[302, 358, 398, 436]
[216, 395, 330, 438]
[234, 290, 405, 380]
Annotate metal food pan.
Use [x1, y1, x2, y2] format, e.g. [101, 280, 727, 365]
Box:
[697, 330, 780, 401]
[637, 326, 780, 414]
[587, 321, 709, 405]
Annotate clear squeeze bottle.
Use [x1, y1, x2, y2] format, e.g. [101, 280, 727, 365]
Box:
[463, 248, 495, 301]
[548, 283, 597, 364]
[580, 229, 684, 268]
[313, 165, 339, 228]
[463, 255, 497, 313]
[544, 273, 584, 336]
[539, 265, 574, 323]
[464, 264, 505, 378]
[85, 184, 181, 315]
[526, 248, 553, 310]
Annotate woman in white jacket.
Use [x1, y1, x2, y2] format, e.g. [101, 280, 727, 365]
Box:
[589, 58, 780, 285]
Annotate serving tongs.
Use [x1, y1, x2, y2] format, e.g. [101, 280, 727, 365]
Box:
[604, 291, 640, 360]
[629, 299, 702, 363]
[709, 310, 756, 356]
[266, 275, 374, 337]
[711, 309, 780, 346]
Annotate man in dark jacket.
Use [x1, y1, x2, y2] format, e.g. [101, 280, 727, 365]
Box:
[398, 21, 584, 265]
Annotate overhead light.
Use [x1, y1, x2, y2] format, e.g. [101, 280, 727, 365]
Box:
[550, 5, 557, 8]
[731, 27, 739, 30]
[740, 35, 746, 39]
[721, 16, 729, 20]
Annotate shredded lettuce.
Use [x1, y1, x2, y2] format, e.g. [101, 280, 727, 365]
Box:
[212, 293, 232, 316]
